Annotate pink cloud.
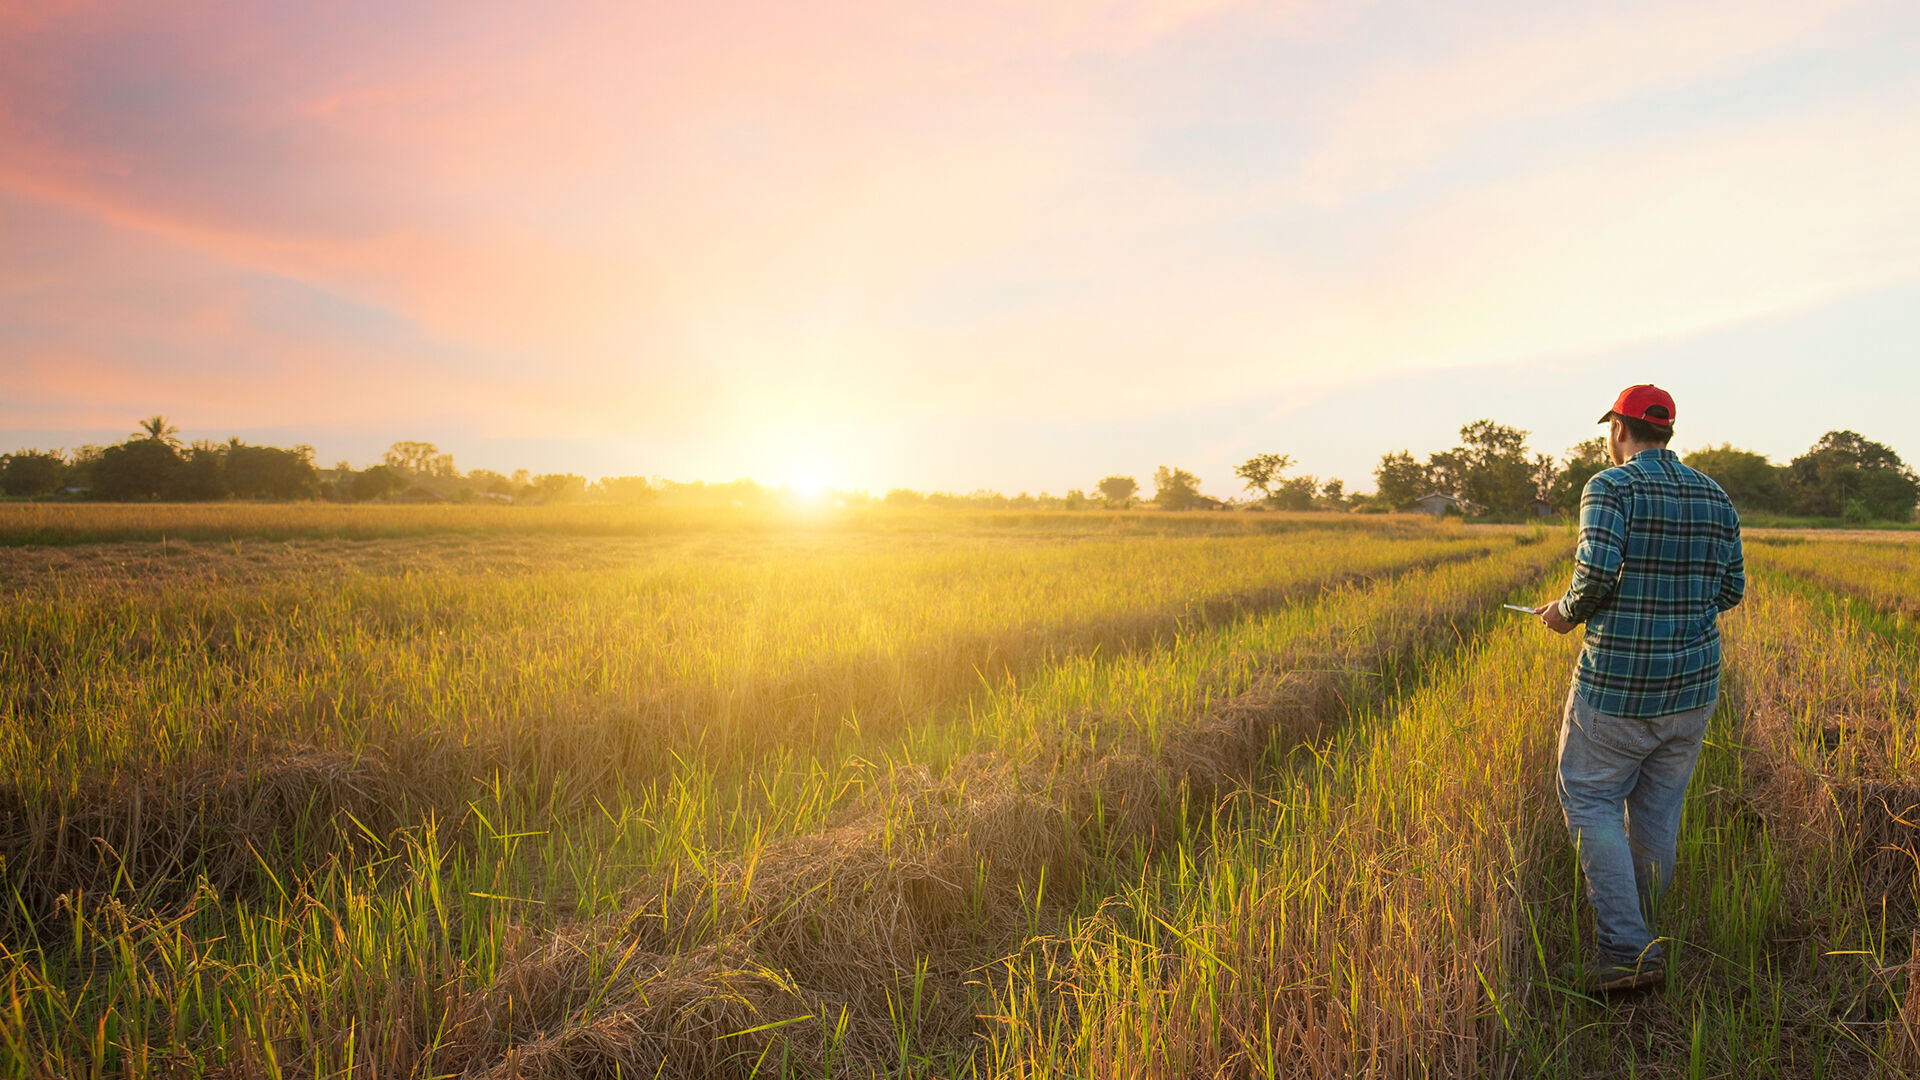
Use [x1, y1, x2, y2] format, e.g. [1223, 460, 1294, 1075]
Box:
[3, 0, 1917, 487]
[3, 0, 1251, 366]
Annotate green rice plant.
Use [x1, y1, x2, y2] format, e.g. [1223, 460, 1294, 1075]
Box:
[0, 526, 1488, 921]
[1720, 569, 1920, 1075]
[983, 575, 1578, 1078]
[0, 528, 1553, 1075]
[368, 538, 1563, 1078]
[56, 517, 1920, 1077]
[0, 516, 1517, 1073]
[1751, 537, 1920, 634]
[985, 554, 1917, 1079]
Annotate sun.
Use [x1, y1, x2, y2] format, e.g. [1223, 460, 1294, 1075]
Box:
[790, 472, 829, 503]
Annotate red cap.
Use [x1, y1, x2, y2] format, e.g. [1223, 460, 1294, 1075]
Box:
[1599, 384, 1675, 427]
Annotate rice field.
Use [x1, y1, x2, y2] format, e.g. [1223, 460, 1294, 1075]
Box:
[0, 506, 1913, 1077]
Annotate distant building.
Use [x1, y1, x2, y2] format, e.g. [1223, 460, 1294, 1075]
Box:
[1528, 497, 1554, 518]
[1413, 492, 1486, 517]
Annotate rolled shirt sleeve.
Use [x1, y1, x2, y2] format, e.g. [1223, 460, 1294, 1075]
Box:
[1558, 473, 1626, 624]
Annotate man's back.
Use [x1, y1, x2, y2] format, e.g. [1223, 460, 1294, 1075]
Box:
[1558, 448, 1744, 718]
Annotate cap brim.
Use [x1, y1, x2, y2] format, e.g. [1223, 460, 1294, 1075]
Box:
[1597, 410, 1615, 424]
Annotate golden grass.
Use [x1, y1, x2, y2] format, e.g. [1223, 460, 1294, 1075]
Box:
[982, 546, 1920, 1078]
[4, 516, 1914, 1077]
[0, 515, 1551, 1075]
[0, 501, 1442, 546]
[395, 539, 1562, 1078]
[1752, 536, 1920, 629]
[0, 526, 1488, 928]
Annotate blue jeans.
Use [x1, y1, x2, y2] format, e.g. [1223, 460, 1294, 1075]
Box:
[1557, 686, 1716, 965]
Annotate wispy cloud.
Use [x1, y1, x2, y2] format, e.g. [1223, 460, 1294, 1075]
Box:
[2, 0, 1916, 487]
[1295, 0, 1882, 201]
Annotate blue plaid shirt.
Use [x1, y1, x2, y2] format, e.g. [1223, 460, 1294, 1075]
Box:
[1556, 448, 1745, 718]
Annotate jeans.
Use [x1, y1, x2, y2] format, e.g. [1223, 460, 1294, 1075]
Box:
[1557, 685, 1716, 964]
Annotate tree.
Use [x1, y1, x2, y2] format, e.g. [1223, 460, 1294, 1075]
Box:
[169, 441, 228, 501]
[64, 445, 104, 492]
[1270, 474, 1319, 511]
[1423, 449, 1464, 501]
[1682, 444, 1781, 513]
[1097, 475, 1138, 507]
[595, 476, 655, 504]
[92, 438, 181, 500]
[351, 465, 401, 501]
[1320, 478, 1346, 506]
[1530, 454, 1557, 501]
[467, 469, 516, 496]
[1373, 450, 1428, 509]
[1782, 431, 1918, 520]
[1549, 438, 1611, 512]
[383, 441, 443, 476]
[1234, 453, 1295, 503]
[531, 473, 586, 503]
[1452, 419, 1534, 513]
[1152, 466, 1203, 510]
[226, 441, 318, 499]
[0, 450, 67, 497]
[135, 415, 180, 447]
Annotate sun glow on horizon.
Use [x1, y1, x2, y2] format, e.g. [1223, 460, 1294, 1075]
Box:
[6, 1, 1920, 493]
[789, 471, 830, 502]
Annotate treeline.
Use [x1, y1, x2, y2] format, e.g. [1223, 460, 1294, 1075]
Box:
[1369, 422, 1918, 522]
[1065, 420, 1918, 523]
[0, 418, 324, 502]
[4, 416, 1916, 522]
[0, 421, 627, 506]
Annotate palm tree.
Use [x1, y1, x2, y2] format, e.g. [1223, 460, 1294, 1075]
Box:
[135, 415, 180, 446]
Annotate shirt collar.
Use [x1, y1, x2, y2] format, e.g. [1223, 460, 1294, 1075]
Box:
[1631, 448, 1678, 462]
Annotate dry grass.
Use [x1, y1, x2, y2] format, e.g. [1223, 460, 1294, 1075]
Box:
[8, 516, 1915, 1078]
[2, 515, 1529, 1074]
[0, 501, 1441, 547]
[986, 579, 1575, 1078]
[1731, 565, 1918, 913]
[395, 541, 1560, 1077]
[0, 526, 1487, 933]
[1753, 535, 1920, 629]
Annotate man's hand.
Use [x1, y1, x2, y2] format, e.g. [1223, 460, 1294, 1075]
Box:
[1534, 602, 1577, 635]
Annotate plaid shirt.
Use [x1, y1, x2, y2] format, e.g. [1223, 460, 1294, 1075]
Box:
[1556, 448, 1745, 718]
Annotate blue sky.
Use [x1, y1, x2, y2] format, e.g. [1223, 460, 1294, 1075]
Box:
[2, 0, 1916, 496]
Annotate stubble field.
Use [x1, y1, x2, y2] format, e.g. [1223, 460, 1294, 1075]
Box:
[0, 505, 1914, 1078]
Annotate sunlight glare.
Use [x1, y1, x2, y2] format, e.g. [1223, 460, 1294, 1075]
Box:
[791, 472, 829, 503]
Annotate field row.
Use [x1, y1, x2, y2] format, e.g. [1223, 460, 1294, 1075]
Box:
[1, 527, 1502, 932]
[3, 528, 1915, 1076]
[1750, 537, 1920, 633]
[0, 503, 1437, 547]
[985, 558, 1919, 1078]
[0, 529, 1556, 1075]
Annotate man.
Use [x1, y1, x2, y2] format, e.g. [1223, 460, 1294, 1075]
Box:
[1532, 384, 1745, 993]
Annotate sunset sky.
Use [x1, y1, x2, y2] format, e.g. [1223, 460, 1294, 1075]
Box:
[4, 0, 1918, 497]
